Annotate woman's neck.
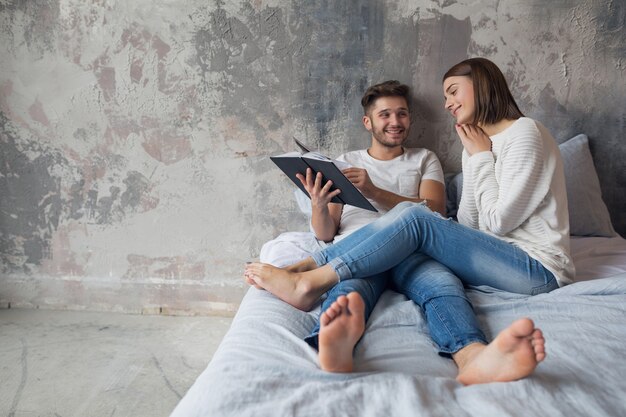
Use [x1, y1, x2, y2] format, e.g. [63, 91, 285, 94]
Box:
[478, 118, 518, 136]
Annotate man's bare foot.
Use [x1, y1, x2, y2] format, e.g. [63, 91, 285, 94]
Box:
[454, 318, 546, 385]
[318, 292, 366, 373]
[244, 262, 338, 311]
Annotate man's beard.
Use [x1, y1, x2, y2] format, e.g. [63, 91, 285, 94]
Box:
[371, 120, 409, 148]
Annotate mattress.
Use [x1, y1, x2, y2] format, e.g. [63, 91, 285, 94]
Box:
[171, 234, 626, 417]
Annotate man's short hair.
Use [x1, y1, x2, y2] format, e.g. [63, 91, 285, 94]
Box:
[361, 80, 410, 115]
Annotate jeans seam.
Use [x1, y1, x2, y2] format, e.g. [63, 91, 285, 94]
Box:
[531, 276, 558, 295]
[343, 210, 432, 276]
[425, 294, 487, 354]
[427, 297, 461, 352]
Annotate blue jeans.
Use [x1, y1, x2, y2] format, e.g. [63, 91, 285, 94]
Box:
[304, 272, 388, 350]
[306, 202, 559, 355]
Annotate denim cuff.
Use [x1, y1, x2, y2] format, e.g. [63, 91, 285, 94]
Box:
[329, 258, 352, 281]
[437, 337, 488, 358]
[310, 251, 327, 267]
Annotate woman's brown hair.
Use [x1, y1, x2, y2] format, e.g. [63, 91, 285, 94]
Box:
[443, 58, 524, 125]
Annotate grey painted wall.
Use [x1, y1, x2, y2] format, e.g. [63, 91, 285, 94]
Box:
[1, 0, 624, 314]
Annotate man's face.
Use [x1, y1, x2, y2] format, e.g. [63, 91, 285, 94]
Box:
[363, 96, 410, 148]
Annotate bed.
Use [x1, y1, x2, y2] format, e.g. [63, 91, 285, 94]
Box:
[170, 134, 626, 417]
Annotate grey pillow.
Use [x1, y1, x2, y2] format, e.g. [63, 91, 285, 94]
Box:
[445, 134, 615, 237]
[559, 134, 615, 236]
[445, 172, 463, 220]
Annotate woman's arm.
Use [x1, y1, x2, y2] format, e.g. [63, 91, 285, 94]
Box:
[470, 128, 550, 236]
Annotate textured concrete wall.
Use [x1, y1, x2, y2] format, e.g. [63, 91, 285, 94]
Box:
[1, 0, 624, 315]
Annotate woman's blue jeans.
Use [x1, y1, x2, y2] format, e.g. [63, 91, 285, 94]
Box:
[304, 202, 558, 355]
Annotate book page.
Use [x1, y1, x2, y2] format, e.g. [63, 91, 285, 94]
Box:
[303, 152, 351, 170]
[273, 151, 302, 158]
[302, 151, 331, 161]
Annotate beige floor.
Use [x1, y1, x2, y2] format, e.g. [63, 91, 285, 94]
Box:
[0, 308, 233, 417]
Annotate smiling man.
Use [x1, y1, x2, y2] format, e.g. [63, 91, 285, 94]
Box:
[303, 80, 446, 243]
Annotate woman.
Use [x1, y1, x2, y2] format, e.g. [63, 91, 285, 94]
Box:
[245, 58, 574, 385]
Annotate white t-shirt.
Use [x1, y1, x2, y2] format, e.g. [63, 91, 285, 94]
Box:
[333, 148, 444, 241]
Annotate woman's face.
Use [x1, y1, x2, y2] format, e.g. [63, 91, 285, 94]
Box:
[443, 76, 475, 125]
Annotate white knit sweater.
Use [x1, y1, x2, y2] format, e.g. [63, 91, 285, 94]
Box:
[458, 117, 575, 285]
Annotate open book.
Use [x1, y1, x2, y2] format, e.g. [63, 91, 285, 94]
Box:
[270, 139, 377, 212]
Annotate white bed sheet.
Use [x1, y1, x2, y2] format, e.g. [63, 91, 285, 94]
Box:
[171, 235, 626, 417]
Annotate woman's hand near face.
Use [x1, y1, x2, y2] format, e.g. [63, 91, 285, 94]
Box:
[455, 124, 492, 155]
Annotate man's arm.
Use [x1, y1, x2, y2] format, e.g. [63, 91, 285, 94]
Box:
[311, 202, 343, 242]
[343, 168, 446, 216]
[369, 179, 445, 215]
[296, 168, 343, 242]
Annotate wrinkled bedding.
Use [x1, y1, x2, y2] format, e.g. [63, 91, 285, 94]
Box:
[171, 235, 626, 417]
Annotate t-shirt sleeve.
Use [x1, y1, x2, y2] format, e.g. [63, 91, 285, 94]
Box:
[420, 150, 445, 184]
[422, 151, 445, 184]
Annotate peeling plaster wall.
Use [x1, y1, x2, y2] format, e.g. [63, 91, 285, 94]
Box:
[1, 0, 624, 315]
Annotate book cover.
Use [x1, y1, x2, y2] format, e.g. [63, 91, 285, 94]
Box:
[270, 141, 377, 212]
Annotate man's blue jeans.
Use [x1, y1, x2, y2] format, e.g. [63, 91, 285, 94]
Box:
[305, 202, 558, 355]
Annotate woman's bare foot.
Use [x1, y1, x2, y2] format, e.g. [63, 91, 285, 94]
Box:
[454, 318, 546, 385]
[244, 262, 338, 311]
[244, 258, 317, 288]
[285, 257, 318, 273]
[318, 292, 366, 373]
[244, 275, 263, 290]
[243, 262, 264, 290]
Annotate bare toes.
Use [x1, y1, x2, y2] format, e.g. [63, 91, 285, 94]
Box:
[336, 295, 348, 307]
[326, 304, 340, 320]
[320, 311, 332, 326]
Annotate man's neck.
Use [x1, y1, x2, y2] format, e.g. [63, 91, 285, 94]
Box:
[367, 141, 404, 161]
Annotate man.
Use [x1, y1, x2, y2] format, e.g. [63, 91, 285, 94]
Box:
[246, 80, 446, 372]
[305, 80, 445, 243]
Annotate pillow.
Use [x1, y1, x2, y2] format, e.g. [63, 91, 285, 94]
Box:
[559, 134, 615, 237]
[294, 189, 313, 217]
[445, 134, 616, 237]
[444, 172, 463, 220]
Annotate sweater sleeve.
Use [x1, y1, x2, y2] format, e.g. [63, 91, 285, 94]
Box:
[457, 150, 479, 228]
[469, 128, 550, 236]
